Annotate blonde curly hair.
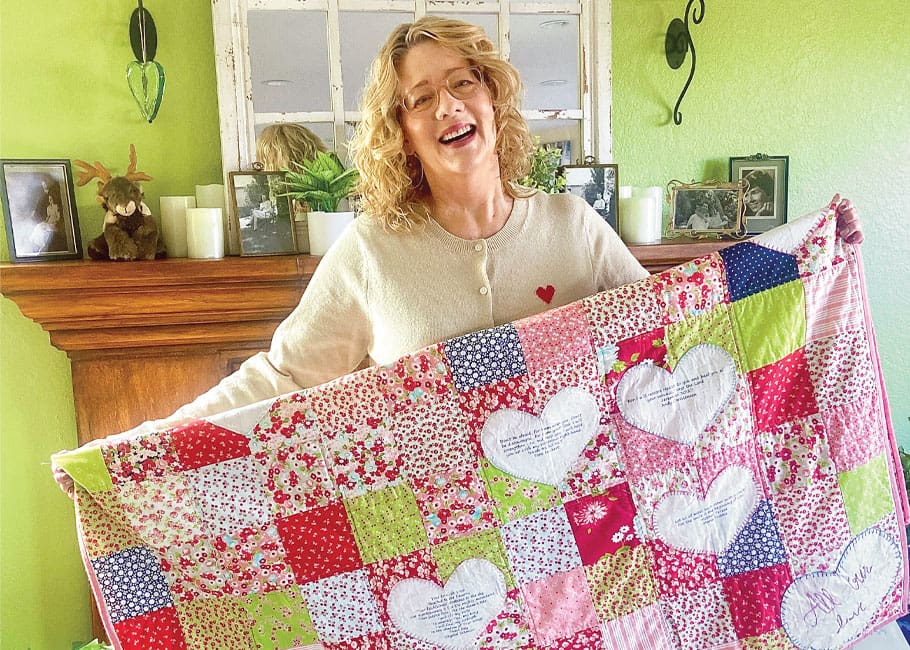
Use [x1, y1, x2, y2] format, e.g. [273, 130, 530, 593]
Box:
[349, 16, 534, 232]
[256, 124, 328, 170]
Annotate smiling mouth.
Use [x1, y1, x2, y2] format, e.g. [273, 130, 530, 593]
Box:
[439, 125, 475, 144]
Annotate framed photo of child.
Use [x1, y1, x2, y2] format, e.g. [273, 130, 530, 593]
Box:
[669, 181, 744, 237]
[0, 159, 83, 262]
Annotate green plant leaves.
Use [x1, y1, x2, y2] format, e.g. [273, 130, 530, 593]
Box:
[281, 151, 359, 212]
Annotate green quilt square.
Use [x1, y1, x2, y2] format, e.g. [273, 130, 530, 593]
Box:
[432, 528, 515, 589]
[665, 303, 741, 372]
[52, 447, 113, 493]
[175, 595, 254, 649]
[480, 458, 561, 525]
[345, 484, 428, 564]
[241, 589, 318, 649]
[838, 454, 894, 535]
[730, 280, 806, 372]
[585, 545, 657, 621]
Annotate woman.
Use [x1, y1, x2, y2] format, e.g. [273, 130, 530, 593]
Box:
[54, 16, 862, 493]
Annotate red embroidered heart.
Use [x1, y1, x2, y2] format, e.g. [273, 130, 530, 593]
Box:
[536, 285, 555, 304]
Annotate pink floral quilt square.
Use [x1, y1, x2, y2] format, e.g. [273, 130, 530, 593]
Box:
[515, 302, 596, 376]
[721, 563, 791, 639]
[305, 369, 388, 432]
[376, 343, 456, 415]
[186, 456, 272, 538]
[159, 535, 226, 602]
[213, 522, 297, 596]
[102, 431, 181, 485]
[540, 626, 604, 650]
[412, 466, 497, 544]
[322, 419, 404, 499]
[613, 415, 695, 488]
[275, 502, 363, 583]
[823, 398, 885, 472]
[564, 483, 639, 565]
[526, 355, 606, 422]
[747, 347, 819, 432]
[583, 278, 666, 348]
[253, 437, 337, 518]
[393, 394, 477, 482]
[299, 568, 383, 644]
[757, 414, 835, 494]
[501, 506, 582, 585]
[477, 587, 534, 650]
[663, 581, 738, 650]
[522, 568, 598, 645]
[805, 330, 876, 411]
[118, 473, 204, 549]
[559, 427, 626, 502]
[654, 253, 729, 323]
[770, 474, 851, 576]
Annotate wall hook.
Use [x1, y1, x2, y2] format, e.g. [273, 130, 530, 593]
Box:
[665, 0, 705, 126]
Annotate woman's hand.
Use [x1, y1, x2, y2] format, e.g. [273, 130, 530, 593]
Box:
[831, 194, 864, 245]
[52, 459, 76, 499]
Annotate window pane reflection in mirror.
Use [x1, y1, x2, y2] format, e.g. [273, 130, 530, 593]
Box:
[510, 14, 579, 111]
[528, 119, 580, 166]
[340, 12, 415, 112]
[249, 10, 330, 113]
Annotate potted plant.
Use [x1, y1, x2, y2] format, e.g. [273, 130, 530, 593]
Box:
[520, 137, 568, 194]
[281, 151, 360, 255]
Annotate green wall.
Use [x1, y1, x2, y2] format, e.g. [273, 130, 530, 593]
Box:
[1, 0, 908, 646]
[0, 1, 222, 647]
[613, 0, 910, 443]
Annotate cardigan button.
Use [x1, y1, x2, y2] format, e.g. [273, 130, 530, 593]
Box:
[479, 286, 488, 295]
[473, 243, 483, 252]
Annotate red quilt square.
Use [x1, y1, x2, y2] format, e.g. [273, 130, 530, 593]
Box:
[542, 626, 605, 650]
[458, 375, 536, 454]
[648, 537, 720, 598]
[276, 502, 363, 583]
[324, 631, 392, 650]
[602, 328, 668, 414]
[721, 563, 792, 638]
[564, 483, 639, 565]
[170, 420, 251, 470]
[113, 606, 188, 650]
[748, 348, 818, 432]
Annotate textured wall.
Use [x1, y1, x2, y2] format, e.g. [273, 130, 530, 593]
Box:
[613, 0, 910, 444]
[0, 1, 222, 646]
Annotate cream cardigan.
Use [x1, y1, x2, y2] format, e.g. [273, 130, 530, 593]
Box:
[140, 191, 647, 433]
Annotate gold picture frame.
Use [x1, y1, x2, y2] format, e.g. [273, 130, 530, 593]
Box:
[669, 181, 744, 238]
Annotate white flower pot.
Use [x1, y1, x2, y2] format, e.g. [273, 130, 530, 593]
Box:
[307, 211, 355, 256]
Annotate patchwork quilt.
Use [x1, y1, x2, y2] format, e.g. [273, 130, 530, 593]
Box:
[55, 205, 908, 650]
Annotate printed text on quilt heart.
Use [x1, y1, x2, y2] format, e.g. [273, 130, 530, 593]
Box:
[653, 465, 758, 554]
[387, 559, 507, 649]
[781, 529, 902, 650]
[616, 343, 736, 444]
[480, 386, 601, 486]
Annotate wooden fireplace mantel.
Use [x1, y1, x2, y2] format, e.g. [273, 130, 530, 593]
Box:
[0, 238, 733, 445]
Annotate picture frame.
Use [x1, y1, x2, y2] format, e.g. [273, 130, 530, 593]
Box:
[560, 163, 619, 231]
[669, 181, 744, 237]
[729, 153, 789, 234]
[228, 171, 297, 256]
[0, 159, 82, 262]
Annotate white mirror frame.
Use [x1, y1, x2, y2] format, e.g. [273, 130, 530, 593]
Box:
[211, 0, 612, 254]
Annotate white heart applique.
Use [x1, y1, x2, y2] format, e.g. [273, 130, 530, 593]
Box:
[480, 386, 601, 486]
[387, 558, 507, 649]
[781, 529, 903, 650]
[616, 343, 737, 444]
[653, 465, 759, 554]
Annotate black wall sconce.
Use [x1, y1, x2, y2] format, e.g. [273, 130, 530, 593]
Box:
[665, 0, 705, 125]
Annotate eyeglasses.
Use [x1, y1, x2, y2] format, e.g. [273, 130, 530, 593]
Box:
[400, 67, 484, 115]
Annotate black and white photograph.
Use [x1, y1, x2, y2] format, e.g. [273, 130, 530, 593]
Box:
[670, 182, 744, 236]
[729, 154, 789, 233]
[0, 159, 82, 262]
[228, 171, 297, 256]
[561, 163, 619, 230]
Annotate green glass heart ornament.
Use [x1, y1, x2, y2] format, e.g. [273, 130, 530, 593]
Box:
[126, 60, 165, 123]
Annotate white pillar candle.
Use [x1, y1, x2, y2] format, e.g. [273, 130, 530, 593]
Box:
[619, 185, 633, 199]
[159, 195, 196, 258]
[632, 186, 665, 242]
[619, 196, 661, 244]
[185, 208, 225, 259]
